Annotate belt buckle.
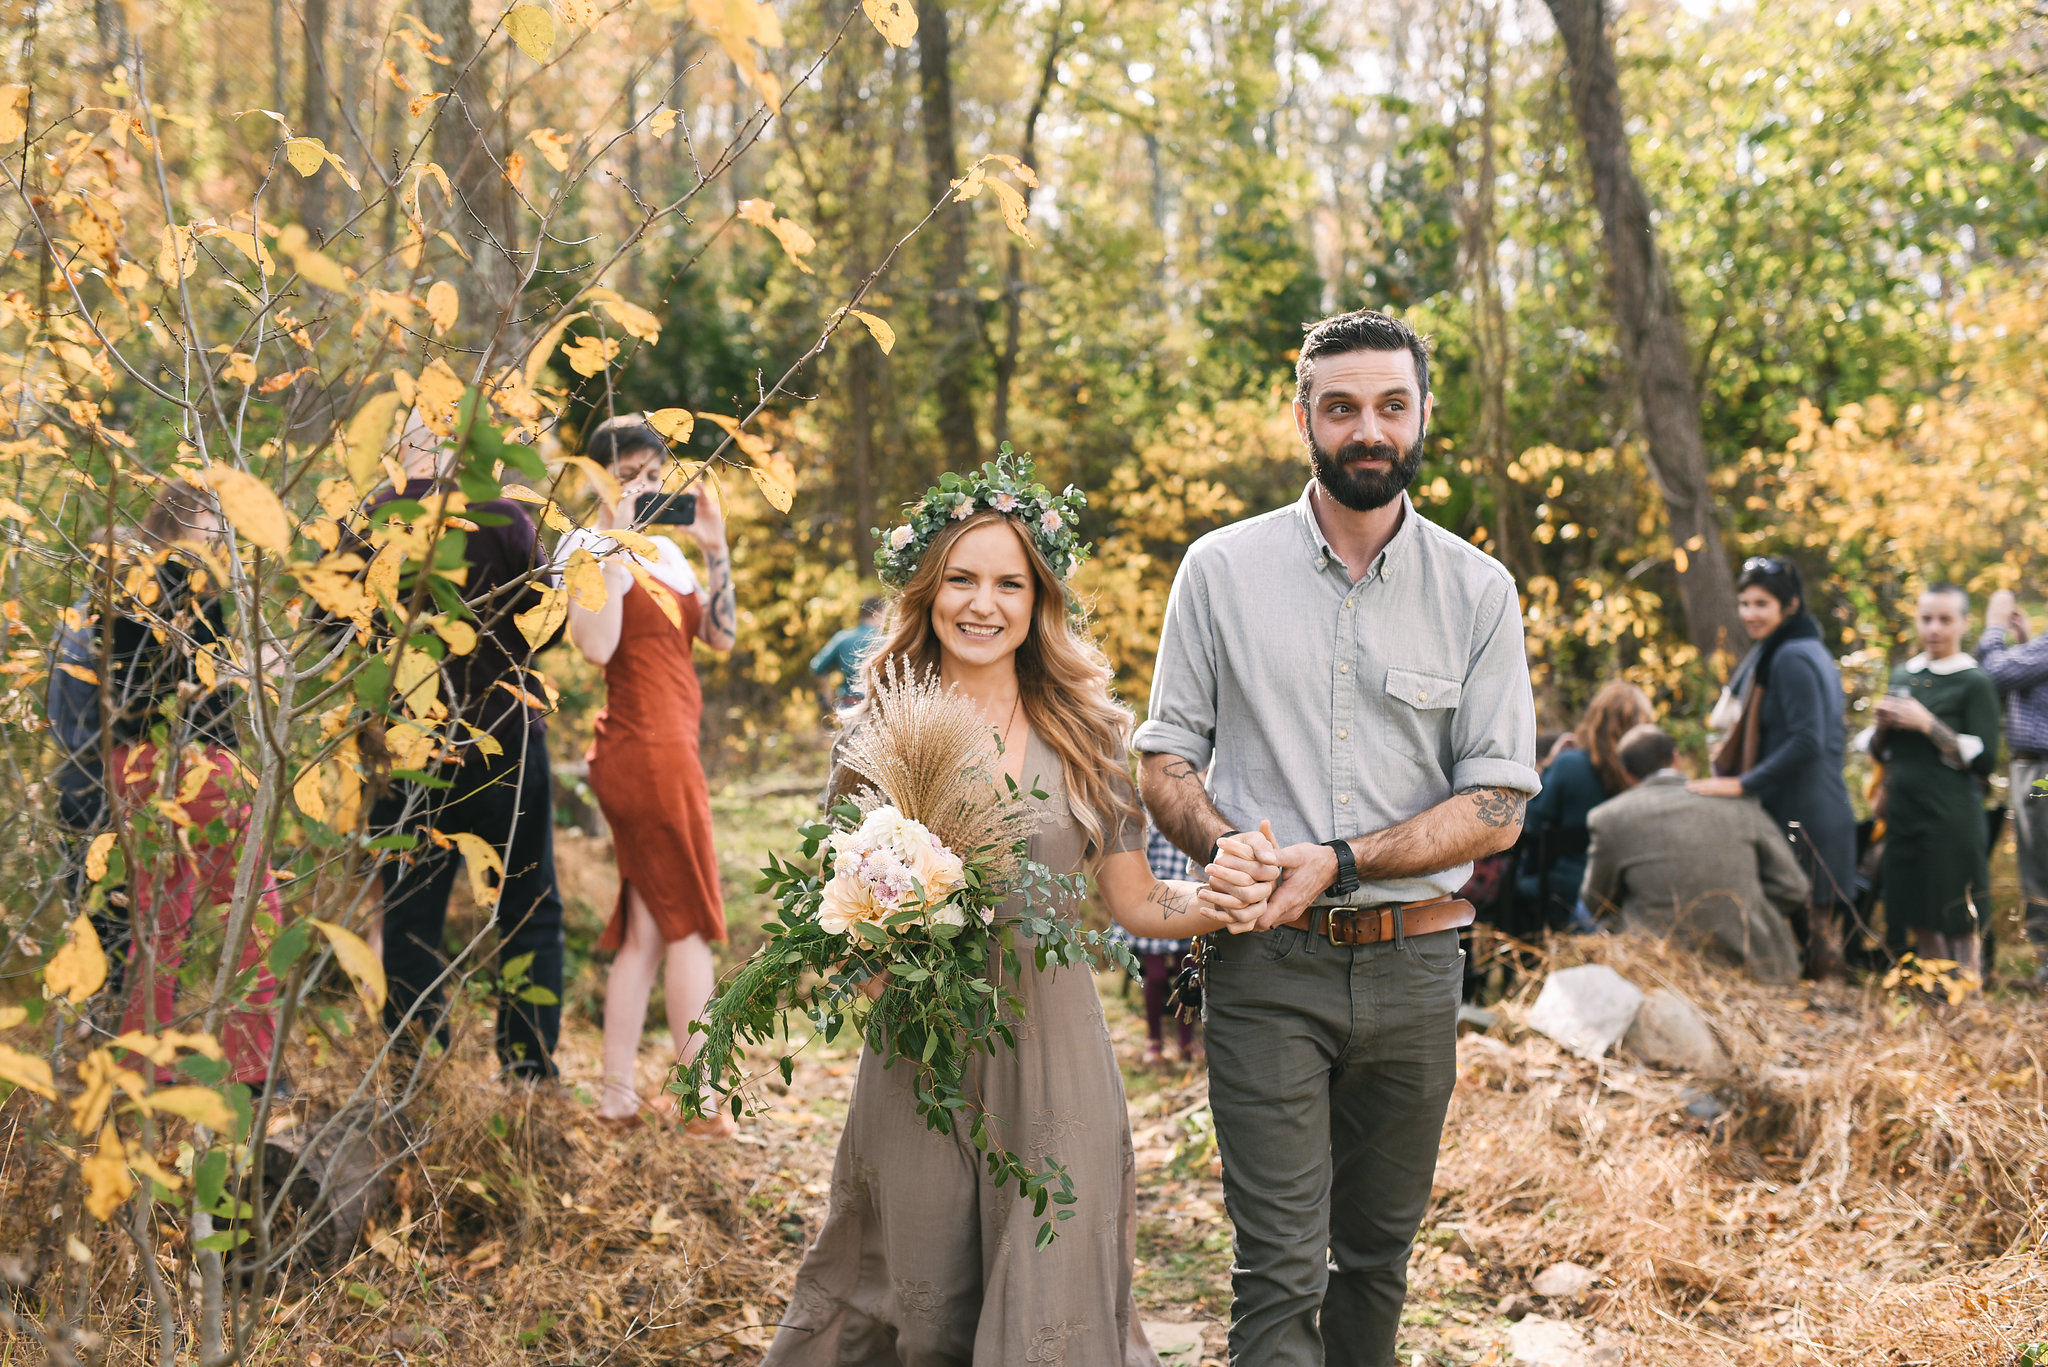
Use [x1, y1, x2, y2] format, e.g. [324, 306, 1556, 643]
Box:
[1324, 908, 1351, 947]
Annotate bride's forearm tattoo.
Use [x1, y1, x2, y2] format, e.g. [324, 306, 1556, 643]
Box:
[1465, 786, 1527, 829]
[1146, 880, 1198, 919]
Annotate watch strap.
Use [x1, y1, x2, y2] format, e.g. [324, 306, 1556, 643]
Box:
[1206, 830, 1241, 867]
[1323, 839, 1360, 898]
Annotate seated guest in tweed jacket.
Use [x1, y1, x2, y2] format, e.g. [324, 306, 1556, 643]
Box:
[1582, 725, 1808, 984]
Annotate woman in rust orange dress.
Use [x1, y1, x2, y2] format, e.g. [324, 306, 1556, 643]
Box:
[564, 415, 738, 1132]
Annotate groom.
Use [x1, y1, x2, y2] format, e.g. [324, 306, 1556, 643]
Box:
[1136, 309, 1538, 1365]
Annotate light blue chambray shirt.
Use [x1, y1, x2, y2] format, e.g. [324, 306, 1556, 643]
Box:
[1132, 484, 1541, 906]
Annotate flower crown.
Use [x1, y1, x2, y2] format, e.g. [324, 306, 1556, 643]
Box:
[873, 446, 1089, 590]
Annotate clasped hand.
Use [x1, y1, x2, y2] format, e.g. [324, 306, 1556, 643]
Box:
[1200, 821, 1342, 934]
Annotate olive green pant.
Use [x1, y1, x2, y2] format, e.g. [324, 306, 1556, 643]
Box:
[1204, 923, 1463, 1367]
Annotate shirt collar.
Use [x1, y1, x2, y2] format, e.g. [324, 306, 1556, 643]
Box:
[1907, 652, 1978, 675]
[1293, 481, 1417, 581]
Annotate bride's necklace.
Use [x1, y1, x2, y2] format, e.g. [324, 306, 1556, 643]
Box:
[991, 692, 1022, 759]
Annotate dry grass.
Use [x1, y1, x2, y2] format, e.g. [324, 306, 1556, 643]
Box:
[1427, 933, 2048, 1364]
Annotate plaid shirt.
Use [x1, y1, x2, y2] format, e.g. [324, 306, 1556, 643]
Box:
[1978, 626, 2048, 757]
[1112, 824, 1196, 956]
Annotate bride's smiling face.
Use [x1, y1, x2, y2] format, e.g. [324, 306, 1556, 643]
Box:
[931, 521, 1036, 671]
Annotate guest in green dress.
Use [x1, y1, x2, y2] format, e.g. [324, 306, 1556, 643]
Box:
[1870, 584, 2002, 985]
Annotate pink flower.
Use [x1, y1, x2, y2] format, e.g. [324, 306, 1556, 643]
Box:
[888, 524, 915, 550]
[1040, 508, 1064, 533]
[992, 493, 1020, 513]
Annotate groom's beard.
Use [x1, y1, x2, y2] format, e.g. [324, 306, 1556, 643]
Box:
[1309, 429, 1426, 512]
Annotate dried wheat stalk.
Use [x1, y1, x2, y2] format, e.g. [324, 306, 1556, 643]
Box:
[836, 659, 1038, 890]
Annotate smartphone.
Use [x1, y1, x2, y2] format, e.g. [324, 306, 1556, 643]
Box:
[634, 490, 697, 526]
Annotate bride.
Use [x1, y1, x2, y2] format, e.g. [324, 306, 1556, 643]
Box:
[764, 462, 1274, 1367]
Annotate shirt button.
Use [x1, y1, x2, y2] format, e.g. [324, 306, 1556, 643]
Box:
[1339, 794, 1351, 804]
[1339, 663, 1350, 674]
[1344, 598, 1354, 609]
[1337, 729, 1349, 740]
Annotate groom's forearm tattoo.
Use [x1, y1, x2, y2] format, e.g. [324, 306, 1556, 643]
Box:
[1465, 786, 1527, 829]
[1139, 751, 1230, 865]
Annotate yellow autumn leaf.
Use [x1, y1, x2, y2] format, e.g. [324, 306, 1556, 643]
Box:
[696, 411, 771, 459]
[293, 245, 350, 293]
[343, 390, 406, 488]
[142, 1086, 237, 1131]
[847, 309, 895, 354]
[0, 1006, 24, 1030]
[505, 4, 555, 60]
[414, 357, 467, 437]
[155, 224, 197, 285]
[984, 176, 1033, 244]
[559, 454, 623, 506]
[628, 562, 682, 629]
[560, 334, 619, 377]
[649, 106, 679, 138]
[71, 1048, 144, 1135]
[646, 408, 695, 443]
[514, 584, 569, 649]
[204, 226, 276, 274]
[527, 126, 573, 173]
[284, 136, 326, 177]
[85, 832, 117, 882]
[750, 455, 796, 513]
[562, 547, 608, 612]
[293, 762, 328, 823]
[594, 296, 661, 343]
[82, 1123, 135, 1221]
[311, 918, 387, 1011]
[392, 645, 441, 717]
[124, 1141, 182, 1193]
[0, 1042, 55, 1099]
[0, 85, 26, 144]
[436, 830, 504, 907]
[434, 616, 478, 655]
[58, 662, 98, 686]
[523, 310, 590, 388]
[223, 352, 258, 386]
[46, 915, 108, 1004]
[202, 464, 292, 553]
[861, 0, 917, 45]
[111, 1030, 223, 1065]
[425, 281, 459, 336]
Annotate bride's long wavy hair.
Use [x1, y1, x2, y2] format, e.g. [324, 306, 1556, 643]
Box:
[851, 510, 1138, 857]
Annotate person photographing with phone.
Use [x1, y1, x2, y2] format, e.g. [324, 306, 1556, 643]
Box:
[560, 414, 739, 1132]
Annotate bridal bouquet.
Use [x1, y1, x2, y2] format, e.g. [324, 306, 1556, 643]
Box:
[672, 666, 1133, 1246]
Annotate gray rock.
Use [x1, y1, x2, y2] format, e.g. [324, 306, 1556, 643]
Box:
[1456, 1003, 1500, 1034]
[1622, 988, 1730, 1075]
[1496, 1292, 1537, 1322]
[1525, 965, 1643, 1060]
[1530, 1261, 1599, 1298]
[1507, 1316, 1625, 1366]
[1681, 1086, 1729, 1121]
[1140, 1320, 1206, 1366]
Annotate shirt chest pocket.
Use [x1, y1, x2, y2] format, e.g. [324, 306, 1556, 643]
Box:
[1381, 667, 1463, 767]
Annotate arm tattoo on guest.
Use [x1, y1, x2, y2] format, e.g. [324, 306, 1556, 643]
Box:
[702, 545, 737, 643]
[1924, 718, 1968, 770]
[1464, 786, 1526, 829]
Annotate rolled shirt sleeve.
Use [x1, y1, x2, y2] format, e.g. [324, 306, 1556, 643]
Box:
[1132, 552, 1219, 770]
[1449, 577, 1542, 798]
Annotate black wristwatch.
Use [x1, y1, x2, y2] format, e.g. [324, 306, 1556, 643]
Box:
[1206, 830, 1241, 866]
[1322, 839, 1360, 899]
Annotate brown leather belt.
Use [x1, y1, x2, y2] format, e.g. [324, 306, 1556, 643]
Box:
[1279, 895, 1476, 948]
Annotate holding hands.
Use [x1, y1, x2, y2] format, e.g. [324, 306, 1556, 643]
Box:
[1874, 692, 1937, 734]
[1203, 821, 1332, 933]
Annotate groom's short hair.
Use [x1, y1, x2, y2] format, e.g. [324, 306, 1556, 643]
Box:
[1295, 310, 1432, 407]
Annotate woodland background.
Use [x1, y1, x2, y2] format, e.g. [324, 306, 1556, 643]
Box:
[1, 0, 2046, 1363]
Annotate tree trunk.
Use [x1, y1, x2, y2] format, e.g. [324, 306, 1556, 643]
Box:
[419, 0, 521, 352]
[300, 0, 331, 241]
[915, 0, 978, 470]
[1542, 0, 1744, 657]
[1450, 0, 1527, 580]
[991, 4, 1066, 452]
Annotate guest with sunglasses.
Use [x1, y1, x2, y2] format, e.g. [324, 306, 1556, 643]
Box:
[1689, 556, 1857, 978]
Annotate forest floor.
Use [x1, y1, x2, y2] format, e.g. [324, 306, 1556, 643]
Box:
[6, 761, 2048, 1364]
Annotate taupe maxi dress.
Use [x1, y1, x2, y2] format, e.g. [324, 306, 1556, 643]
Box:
[764, 730, 1160, 1367]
